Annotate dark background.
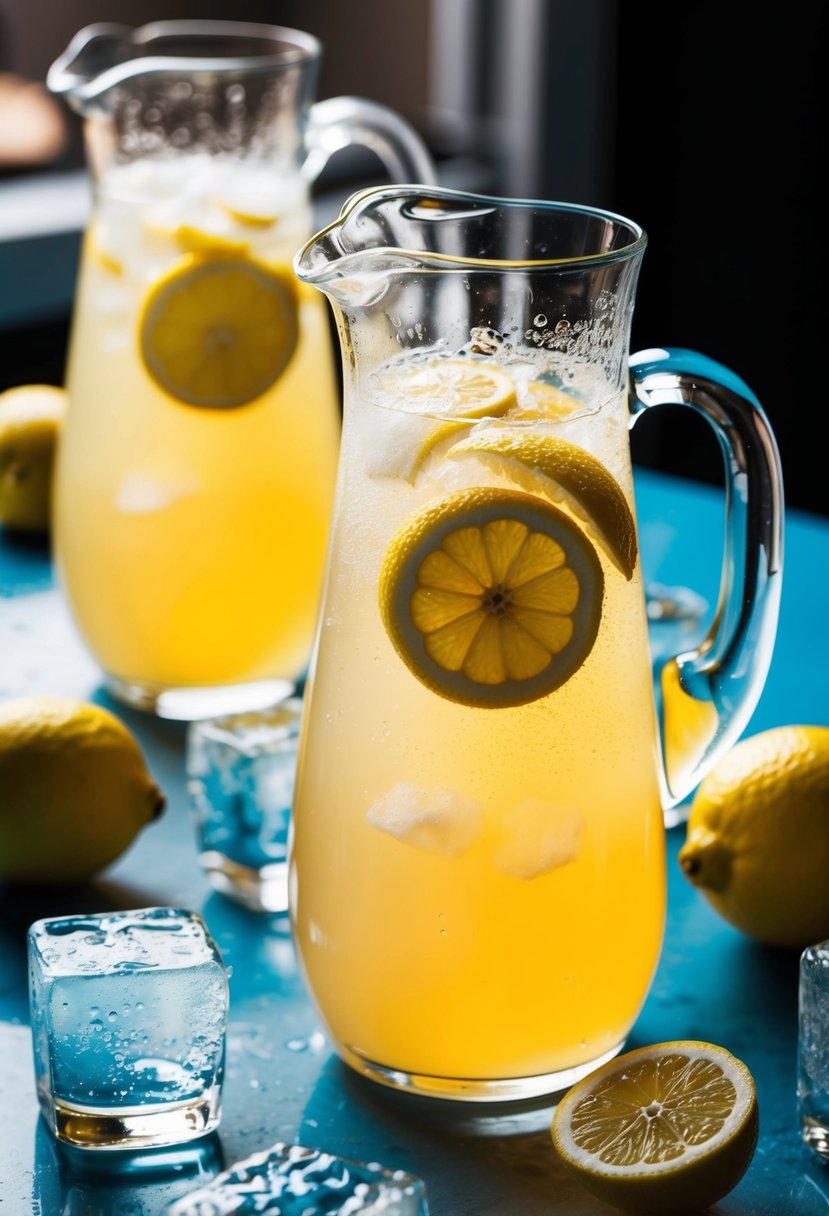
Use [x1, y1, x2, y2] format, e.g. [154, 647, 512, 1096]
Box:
[0, 1, 824, 516]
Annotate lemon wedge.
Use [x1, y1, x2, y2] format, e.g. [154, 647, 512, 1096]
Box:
[139, 256, 298, 410]
[551, 1041, 759, 1215]
[379, 486, 604, 708]
[448, 430, 638, 579]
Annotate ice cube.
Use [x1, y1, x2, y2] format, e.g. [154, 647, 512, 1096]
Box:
[367, 783, 482, 859]
[167, 1141, 429, 1215]
[493, 799, 582, 880]
[28, 907, 228, 1150]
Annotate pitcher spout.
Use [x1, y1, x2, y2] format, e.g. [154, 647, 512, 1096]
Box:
[46, 24, 135, 112]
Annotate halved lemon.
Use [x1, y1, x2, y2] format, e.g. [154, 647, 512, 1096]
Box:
[551, 1041, 759, 1215]
[139, 256, 298, 410]
[448, 430, 638, 580]
[377, 356, 517, 420]
[379, 487, 604, 708]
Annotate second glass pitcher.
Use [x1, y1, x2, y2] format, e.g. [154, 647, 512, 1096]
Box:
[47, 20, 435, 718]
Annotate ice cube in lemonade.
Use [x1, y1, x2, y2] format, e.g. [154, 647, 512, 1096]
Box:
[27, 907, 229, 1150]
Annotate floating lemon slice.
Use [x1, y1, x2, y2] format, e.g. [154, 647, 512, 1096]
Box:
[406, 418, 475, 483]
[169, 224, 250, 258]
[448, 430, 638, 580]
[551, 1041, 759, 1215]
[514, 379, 585, 420]
[378, 357, 518, 420]
[217, 201, 278, 229]
[85, 226, 124, 276]
[379, 487, 604, 708]
[139, 256, 298, 410]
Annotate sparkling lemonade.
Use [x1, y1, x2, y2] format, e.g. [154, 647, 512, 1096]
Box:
[55, 157, 341, 697]
[290, 350, 667, 1091]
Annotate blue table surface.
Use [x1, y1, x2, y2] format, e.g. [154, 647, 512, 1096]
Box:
[1, 466, 828, 1215]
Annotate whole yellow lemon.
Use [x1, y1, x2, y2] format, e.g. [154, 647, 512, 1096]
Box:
[678, 725, 829, 948]
[0, 384, 67, 533]
[0, 695, 165, 884]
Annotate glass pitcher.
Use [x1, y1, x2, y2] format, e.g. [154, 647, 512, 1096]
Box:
[288, 186, 784, 1103]
[47, 21, 435, 718]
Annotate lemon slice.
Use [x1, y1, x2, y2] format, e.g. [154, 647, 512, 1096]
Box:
[170, 225, 250, 257]
[379, 487, 604, 708]
[551, 1041, 759, 1215]
[514, 379, 585, 420]
[378, 357, 518, 420]
[139, 257, 298, 410]
[407, 418, 475, 482]
[448, 430, 638, 580]
[217, 202, 277, 229]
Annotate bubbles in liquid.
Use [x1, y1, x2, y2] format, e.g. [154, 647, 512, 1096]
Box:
[533, 314, 547, 327]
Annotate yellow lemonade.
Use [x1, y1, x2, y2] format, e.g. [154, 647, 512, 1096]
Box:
[290, 354, 666, 1092]
[55, 157, 340, 695]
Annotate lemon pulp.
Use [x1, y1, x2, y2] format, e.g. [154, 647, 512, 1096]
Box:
[379, 486, 604, 708]
[552, 1041, 759, 1215]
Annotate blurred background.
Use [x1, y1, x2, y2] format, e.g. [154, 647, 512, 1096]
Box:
[0, 0, 824, 515]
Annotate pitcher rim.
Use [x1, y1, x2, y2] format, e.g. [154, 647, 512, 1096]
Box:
[294, 185, 648, 285]
[48, 19, 321, 103]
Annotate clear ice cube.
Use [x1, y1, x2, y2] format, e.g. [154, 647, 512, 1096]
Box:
[799, 938, 829, 1160]
[187, 700, 303, 912]
[167, 1141, 429, 1215]
[28, 907, 228, 1150]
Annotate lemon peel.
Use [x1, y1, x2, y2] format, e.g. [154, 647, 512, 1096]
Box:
[551, 1040, 759, 1216]
[679, 725, 829, 947]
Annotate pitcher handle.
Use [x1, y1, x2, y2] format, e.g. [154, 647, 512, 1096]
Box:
[629, 347, 784, 810]
[303, 95, 437, 188]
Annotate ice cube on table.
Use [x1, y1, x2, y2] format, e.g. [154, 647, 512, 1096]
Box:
[799, 938, 829, 1160]
[27, 907, 229, 1151]
[167, 1141, 429, 1215]
[186, 698, 303, 913]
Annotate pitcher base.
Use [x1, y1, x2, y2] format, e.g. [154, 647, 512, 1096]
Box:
[339, 1040, 626, 1104]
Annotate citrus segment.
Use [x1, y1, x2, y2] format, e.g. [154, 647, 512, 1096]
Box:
[379, 487, 603, 708]
[139, 256, 298, 409]
[551, 1041, 759, 1215]
[448, 429, 638, 579]
[376, 357, 517, 420]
